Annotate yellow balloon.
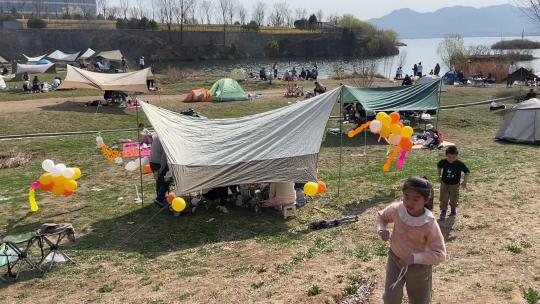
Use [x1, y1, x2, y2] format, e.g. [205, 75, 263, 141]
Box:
[390, 124, 402, 135]
[401, 126, 414, 138]
[380, 115, 391, 127]
[72, 167, 82, 180]
[304, 182, 319, 196]
[52, 175, 66, 186]
[64, 179, 78, 192]
[380, 125, 391, 138]
[375, 112, 388, 121]
[52, 184, 64, 196]
[39, 173, 53, 186]
[171, 197, 186, 212]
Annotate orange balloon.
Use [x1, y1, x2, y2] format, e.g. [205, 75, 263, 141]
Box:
[399, 138, 414, 151]
[64, 190, 73, 197]
[41, 183, 54, 191]
[166, 192, 176, 204]
[398, 122, 404, 128]
[390, 112, 400, 124]
[317, 181, 327, 194]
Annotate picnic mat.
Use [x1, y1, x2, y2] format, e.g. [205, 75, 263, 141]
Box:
[412, 141, 455, 150]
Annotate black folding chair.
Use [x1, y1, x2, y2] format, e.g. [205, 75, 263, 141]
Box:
[38, 224, 76, 271]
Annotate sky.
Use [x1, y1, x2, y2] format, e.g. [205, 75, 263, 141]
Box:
[110, 0, 511, 20]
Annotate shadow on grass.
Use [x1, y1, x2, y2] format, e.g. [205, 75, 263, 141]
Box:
[323, 131, 388, 148]
[38, 101, 129, 115]
[342, 190, 398, 217]
[73, 204, 289, 258]
[438, 217, 457, 242]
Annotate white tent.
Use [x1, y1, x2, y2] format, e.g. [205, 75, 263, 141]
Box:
[94, 50, 124, 62]
[23, 54, 47, 63]
[48, 50, 80, 62]
[496, 98, 540, 144]
[0, 76, 6, 90]
[0, 56, 7, 64]
[79, 48, 95, 60]
[58, 64, 152, 92]
[15, 63, 56, 75]
[140, 88, 341, 194]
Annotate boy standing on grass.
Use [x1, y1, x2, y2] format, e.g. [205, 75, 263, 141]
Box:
[437, 146, 470, 221]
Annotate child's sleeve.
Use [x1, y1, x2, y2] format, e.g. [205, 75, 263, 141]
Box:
[376, 203, 398, 232]
[412, 222, 447, 265]
[462, 162, 470, 174]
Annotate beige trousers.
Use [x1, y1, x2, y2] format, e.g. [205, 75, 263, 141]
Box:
[439, 182, 460, 210]
[383, 250, 433, 304]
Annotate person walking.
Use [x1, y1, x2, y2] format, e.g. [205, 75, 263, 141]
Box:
[417, 62, 423, 77]
[139, 56, 145, 70]
[434, 63, 440, 76]
[273, 62, 278, 79]
[413, 64, 418, 78]
[507, 62, 517, 87]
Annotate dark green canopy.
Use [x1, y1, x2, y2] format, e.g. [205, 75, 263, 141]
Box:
[341, 80, 441, 111]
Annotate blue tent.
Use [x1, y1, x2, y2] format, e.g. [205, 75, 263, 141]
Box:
[36, 59, 52, 65]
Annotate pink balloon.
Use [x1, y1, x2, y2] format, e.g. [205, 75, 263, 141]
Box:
[31, 181, 41, 189]
[396, 150, 408, 169]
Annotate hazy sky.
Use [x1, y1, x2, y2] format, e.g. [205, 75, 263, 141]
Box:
[111, 0, 511, 20]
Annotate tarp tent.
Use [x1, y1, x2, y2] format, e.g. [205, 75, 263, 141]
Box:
[48, 50, 80, 62]
[496, 98, 540, 144]
[419, 75, 447, 92]
[0, 76, 6, 90]
[209, 78, 248, 102]
[506, 67, 538, 84]
[341, 80, 441, 111]
[37, 59, 52, 65]
[184, 88, 213, 102]
[58, 64, 152, 92]
[79, 48, 95, 60]
[94, 50, 124, 62]
[0, 56, 7, 64]
[15, 63, 56, 75]
[141, 88, 341, 193]
[23, 54, 47, 63]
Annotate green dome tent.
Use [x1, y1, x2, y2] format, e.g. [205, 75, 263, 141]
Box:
[209, 78, 248, 102]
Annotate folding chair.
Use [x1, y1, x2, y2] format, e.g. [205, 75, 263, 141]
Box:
[0, 231, 42, 281]
[38, 224, 76, 271]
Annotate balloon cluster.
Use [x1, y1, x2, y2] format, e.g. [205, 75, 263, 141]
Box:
[37, 159, 82, 197]
[97, 136, 152, 174]
[100, 144, 123, 161]
[348, 111, 415, 171]
[125, 157, 149, 172]
[166, 192, 187, 212]
[303, 181, 327, 197]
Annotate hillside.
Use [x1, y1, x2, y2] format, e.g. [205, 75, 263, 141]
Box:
[370, 4, 538, 39]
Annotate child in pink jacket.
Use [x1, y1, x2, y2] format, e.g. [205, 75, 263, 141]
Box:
[376, 176, 446, 304]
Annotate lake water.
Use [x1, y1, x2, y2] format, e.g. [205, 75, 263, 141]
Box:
[158, 36, 540, 80]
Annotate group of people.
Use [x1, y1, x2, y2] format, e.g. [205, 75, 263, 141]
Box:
[271, 62, 319, 81]
[21, 73, 62, 93]
[396, 62, 441, 85]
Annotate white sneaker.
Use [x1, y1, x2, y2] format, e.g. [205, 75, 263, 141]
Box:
[191, 197, 202, 206]
[218, 206, 229, 214]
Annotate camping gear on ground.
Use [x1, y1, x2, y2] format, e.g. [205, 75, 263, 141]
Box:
[496, 98, 540, 145]
[59, 65, 152, 93]
[309, 216, 359, 230]
[284, 83, 304, 97]
[38, 223, 75, 271]
[230, 68, 246, 81]
[184, 88, 212, 102]
[0, 231, 42, 280]
[47, 50, 80, 62]
[180, 108, 205, 118]
[22, 54, 47, 63]
[209, 78, 248, 102]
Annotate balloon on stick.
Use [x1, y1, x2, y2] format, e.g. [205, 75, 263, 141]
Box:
[383, 146, 402, 172]
[396, 150, 409, 169]
[29, 189, 38, 212]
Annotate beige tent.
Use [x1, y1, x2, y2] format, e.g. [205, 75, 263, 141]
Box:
[23, 54, 47, 62]
[58, 65, 152, 92]
[0, 56, 7, 64]
[94, 50, 123, 62]
[15, 63, 56, 75]
[79, 48, 95, 60]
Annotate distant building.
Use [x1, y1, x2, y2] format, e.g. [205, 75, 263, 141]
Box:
[0, 0, 97, 18]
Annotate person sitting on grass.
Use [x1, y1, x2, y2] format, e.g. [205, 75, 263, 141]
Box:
[421, 124, 440, 149]
[525, 88, 537, 100]
[22, 79, 31, 93]
[259, 67, 267, 81]
[300, 68, 307, 80]
[401, 74, 413, 86]
[314, 81, 326, 95]
[262, 182, 296, 210]
[437, 146, 470, 221]
[376, 176, 446, 304]
[32, 76, 41, 93]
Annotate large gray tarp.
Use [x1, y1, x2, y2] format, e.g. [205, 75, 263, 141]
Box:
[140, 88, 341, 194]
[496, 98, 540, 144]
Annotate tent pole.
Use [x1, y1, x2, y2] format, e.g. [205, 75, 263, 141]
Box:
[435, 80, 442, 130]
[337, 86, 343, 198]
[135, 96, 144, 208]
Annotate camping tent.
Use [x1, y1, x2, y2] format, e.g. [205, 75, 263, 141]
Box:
[23, 54, 47, 63]
[341, 80, 442, 111]
[419, 75, 447, 92]
[0, 56, 7, 64]
[506, 67, 538, 84]
[209, 78, 248, 102]
[79, 48, 96, 60]
[496, 98, 540, 144]
[48, 50, 80, 62]
[58, 64, 152, 92]
[0, 76, 6, 90]
[94, 50, 124, 62]
[37, 59, 52, 65]
[15, 63, 56, 75]
[141, 88, 341, 193]
[184, 88, 213, 102]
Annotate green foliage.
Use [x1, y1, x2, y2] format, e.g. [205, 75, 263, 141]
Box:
[116, 17, 157, 30]
[506, 244, 523, 254]
[307, 285, 322, 296]
[27, 18, 46, 29]
[242, 20, 260, 32]
[339, 14, 376, 34]
[524, 287, 539, 304]
[437, 33, 469, 68]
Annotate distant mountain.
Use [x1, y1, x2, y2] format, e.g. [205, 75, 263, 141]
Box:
[370, 5, 539, 39]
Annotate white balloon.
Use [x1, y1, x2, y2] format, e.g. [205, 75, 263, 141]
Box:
[390, 134, 402, 145]
[63, 167, 75, 179]
[96, 136, 104, 147]
[125, 161, 137, 171]
[114, 157, 124, 165]
[50, 166, 62, 177]
[57, 164, 67, 171]
[42, 159, 55, 172]
[369, 120, 382, 134]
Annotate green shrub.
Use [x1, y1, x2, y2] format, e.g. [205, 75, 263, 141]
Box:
[27, 18, 46, 29]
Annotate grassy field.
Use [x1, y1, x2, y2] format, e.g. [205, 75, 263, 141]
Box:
[0, 81, 539, 304]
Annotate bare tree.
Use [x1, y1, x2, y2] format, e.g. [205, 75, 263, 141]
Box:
[33, 0, 45, 17]
[96, 0, 108, 18]
[316, 9, 323, 24]
[327, 13, 340, 26]
[158, 0, 175, 40]
[237, 2, 247, 24]
[515, 0, 540, 24]
[218, 0, 233, 44]
[173, 0, 196, 44]
[269, 2, 290, 27]
[295, 8, 307, 20]
[119, 0, 129, 19]
[108, 6, 121, 19]
[252, 1, 265, 25]
[200, 0, 213, 24]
